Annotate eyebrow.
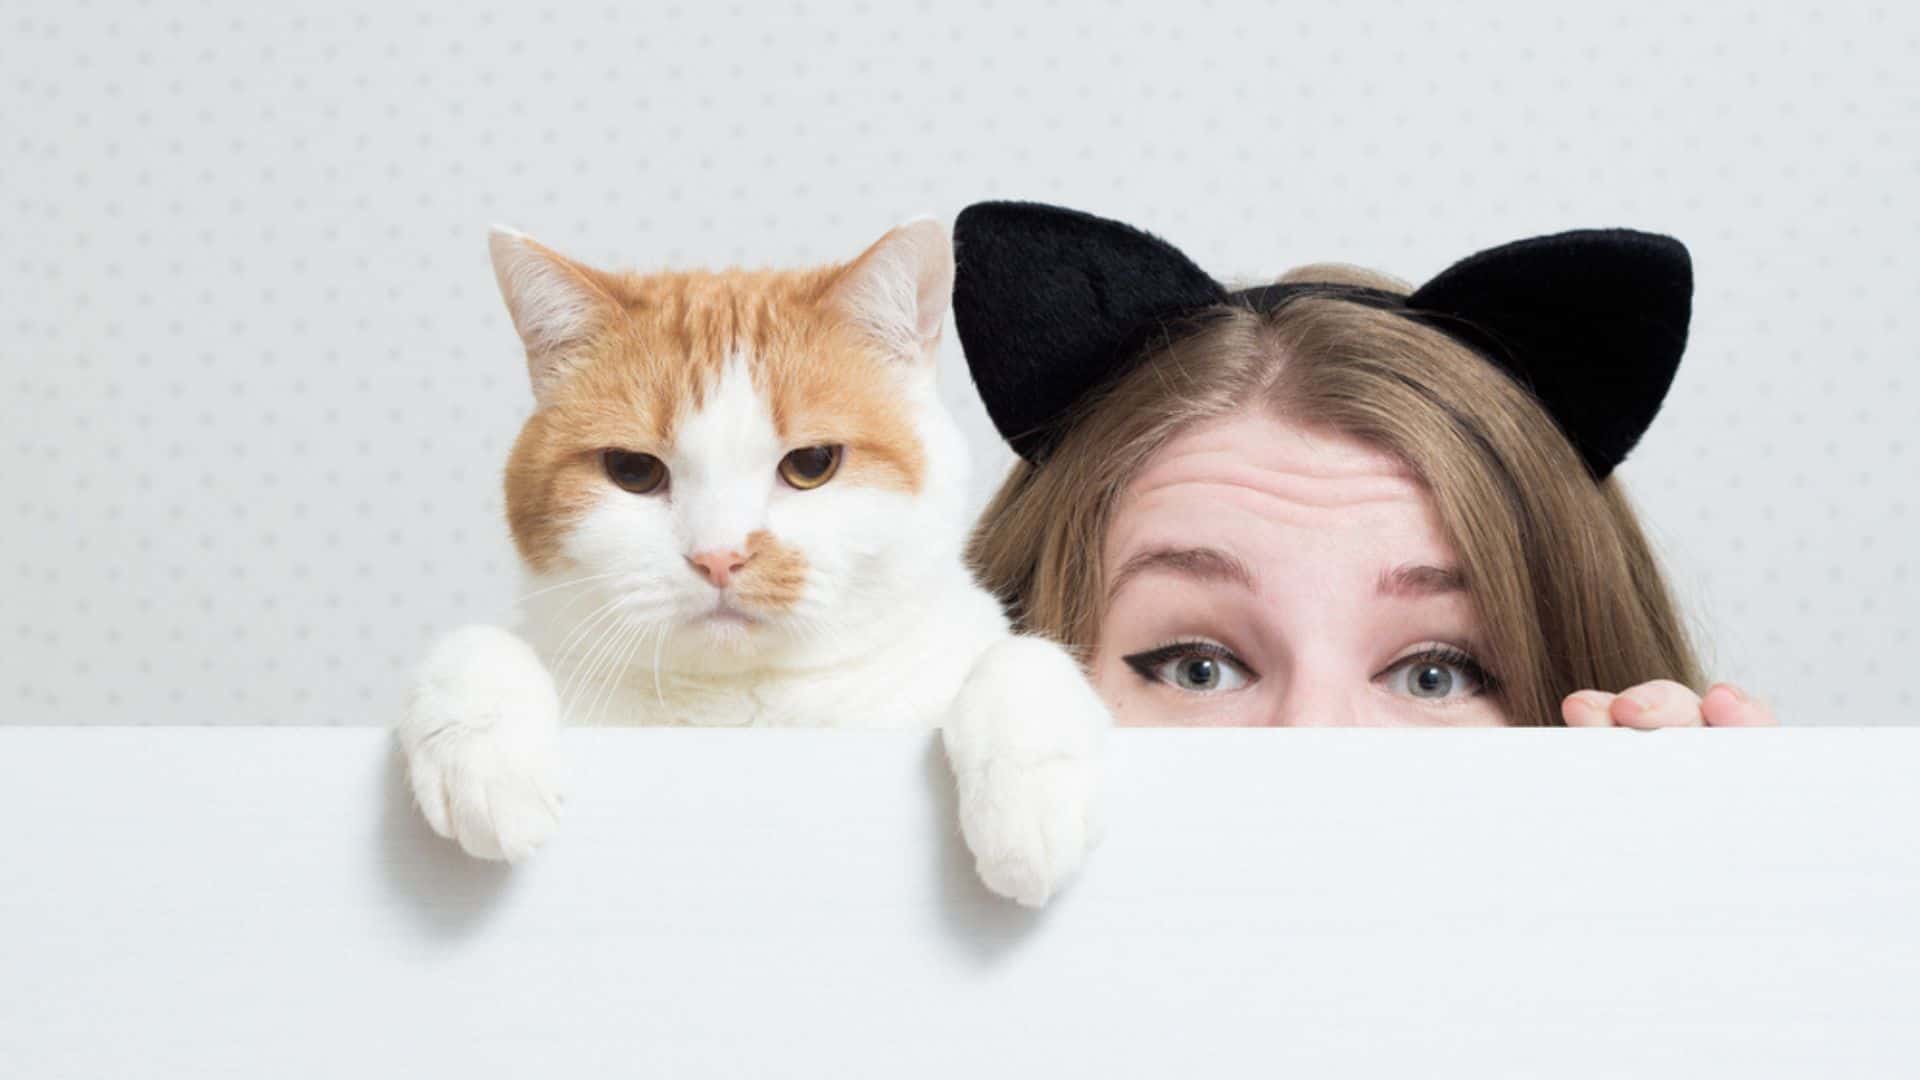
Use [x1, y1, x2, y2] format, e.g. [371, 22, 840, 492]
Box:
[1107, 545, 1256, 603]
[1377, 563, 1467, 597]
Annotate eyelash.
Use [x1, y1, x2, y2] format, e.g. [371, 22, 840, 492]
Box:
[1122, 639, 1246, 686]
[1392, 644, 1502, 700]
[1120, 641, 1502, 699]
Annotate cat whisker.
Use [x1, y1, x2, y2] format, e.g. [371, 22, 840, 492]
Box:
[551, 593, 627, 658]
[556, 603, 634, 715]
[778, 603, 837, 642]
[651, 621, 672, 710]
[571, 603, 677, 721]
[514, 569, 632, 604]
[551, 595, 630, 698]
[572, 609, 651, 722]
[525, 576, 646, 643]
[571, 619, 629, 728]
[588, 621, 650, 727]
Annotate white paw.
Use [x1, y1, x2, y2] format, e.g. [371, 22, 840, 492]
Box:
[398, 625, 565, 861]
[404, 731, 563, 861]
[943, 636, 1109, 907]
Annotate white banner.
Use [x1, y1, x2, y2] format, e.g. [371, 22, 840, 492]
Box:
[2, 728, 1916, 1077]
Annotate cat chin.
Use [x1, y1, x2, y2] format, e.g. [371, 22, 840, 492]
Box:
[683, 608, 773, 652]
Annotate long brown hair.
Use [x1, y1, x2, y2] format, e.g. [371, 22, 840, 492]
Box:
[967, 265, 1702, 725]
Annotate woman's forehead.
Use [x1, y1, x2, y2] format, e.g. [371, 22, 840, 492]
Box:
[1109, 411, 1456, 587]
[1130, 411, 1418, 497]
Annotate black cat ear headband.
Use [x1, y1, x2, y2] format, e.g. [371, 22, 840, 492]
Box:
[950, 201, 1693, 479]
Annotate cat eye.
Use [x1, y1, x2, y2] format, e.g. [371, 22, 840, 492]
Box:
[777, 445, 842, 490]
[602, 449, 669, 495]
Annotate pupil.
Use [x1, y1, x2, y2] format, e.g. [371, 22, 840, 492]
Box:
[1181, 658, 1216, 689]
[795, 449, 827, 475]
[1412, 664, 1451, 698]
[605, 451, 662, 492]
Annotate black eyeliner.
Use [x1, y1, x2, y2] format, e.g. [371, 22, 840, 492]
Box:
[1121, 640, 1245, 685]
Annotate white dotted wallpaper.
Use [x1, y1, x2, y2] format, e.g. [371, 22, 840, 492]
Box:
[4, 1, 1915, 725]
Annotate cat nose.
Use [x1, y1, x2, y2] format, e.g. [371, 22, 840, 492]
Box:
[686, 548, 750, 588]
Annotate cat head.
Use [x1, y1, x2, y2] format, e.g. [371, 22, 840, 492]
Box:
[491, 219, 968, 666]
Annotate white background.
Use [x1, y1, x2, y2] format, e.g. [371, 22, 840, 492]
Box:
[3, 1, 1916, 725]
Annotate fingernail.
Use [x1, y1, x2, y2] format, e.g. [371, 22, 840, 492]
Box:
[1711, 682, 1748, 704]
[1613, 694, 1648, 722]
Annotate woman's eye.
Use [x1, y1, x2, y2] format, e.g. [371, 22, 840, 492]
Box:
[1380, 649, 1490, 703]
[1123, 643, 1254, 695]
[602, 449, 669, 495]
[778, 445, 842, 490]
[1167, 654, 1239, 692]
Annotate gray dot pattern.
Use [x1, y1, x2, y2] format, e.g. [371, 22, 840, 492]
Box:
[3, 2, 1914, 724]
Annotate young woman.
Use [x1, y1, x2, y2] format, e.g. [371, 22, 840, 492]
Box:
[953, 202, 1773, 729]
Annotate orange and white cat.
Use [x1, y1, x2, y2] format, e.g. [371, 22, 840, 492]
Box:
[396, 219, 1106, 906]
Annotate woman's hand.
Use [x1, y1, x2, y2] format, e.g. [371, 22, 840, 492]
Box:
[1561, 679, 1777, 728]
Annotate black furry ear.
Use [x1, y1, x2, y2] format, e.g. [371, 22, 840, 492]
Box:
[1406, 229, 1693, 479]
[953, 202, 1227, 462]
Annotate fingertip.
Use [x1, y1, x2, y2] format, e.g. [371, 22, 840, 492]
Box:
[1701, 682, 1780, 726]
[1609, 692, 1668, 728]
[1702, 683, 1743, 726]
[1611, 680, 1704, 729]
[1709, 684, 1779, 727]
[1561, 691, 1615, 727]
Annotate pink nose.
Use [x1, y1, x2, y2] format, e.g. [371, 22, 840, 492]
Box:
[686, 548, 749, 588]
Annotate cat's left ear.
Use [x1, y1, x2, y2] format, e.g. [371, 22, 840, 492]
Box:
[828, 217, 955, 364]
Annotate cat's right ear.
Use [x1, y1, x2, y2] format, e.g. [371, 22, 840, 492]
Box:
[827, 217, 955, 365]
[488, 226, 619, 403]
